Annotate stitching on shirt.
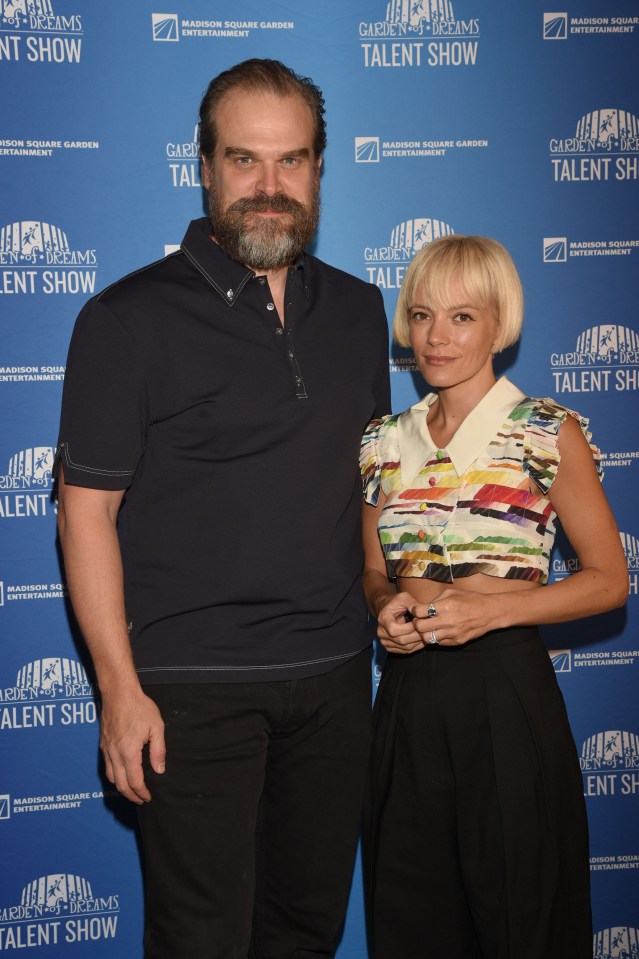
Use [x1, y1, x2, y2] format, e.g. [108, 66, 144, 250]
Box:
[181, 245, 253, 305]
[95, 253, 179, 302]
[136, 650, 364, 673]
[57, 443, 136, 476]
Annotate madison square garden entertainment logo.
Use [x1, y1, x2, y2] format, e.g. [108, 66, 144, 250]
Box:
[581, 730, 639, 798]
[543, 13, 567, 40]
[151, 13, 178, 40]
[0, 0, 82, 63]
[544, 12, 639, 39]
[0, 221, 97, 295]
[355, 134, 488, 161]
[358, 0, 479, 68]
[0, 658, 96, 730]
[549, 324, 639, 394]
[151, 12, 294, 41]
[0, 874, 119, 949]
[0, 446, 55, 519]
[549, 649, 572, 672]
[543, 236, 639, 262]
[549, 108, 639, 182]
[0, 787, 120, 819]
[355, 137, 380, 162]
[0, 139, 99, 160]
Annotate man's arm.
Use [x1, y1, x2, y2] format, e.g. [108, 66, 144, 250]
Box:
[57, 466, 165, 804]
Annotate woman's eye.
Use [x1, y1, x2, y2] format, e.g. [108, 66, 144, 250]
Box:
[454, 312, 473, 322]
[410, 311, 429, 322]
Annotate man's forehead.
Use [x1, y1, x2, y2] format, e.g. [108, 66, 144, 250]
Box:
[214, 89, 313, 132]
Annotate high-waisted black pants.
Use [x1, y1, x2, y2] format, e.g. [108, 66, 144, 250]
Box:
[365, 627, 592, 959]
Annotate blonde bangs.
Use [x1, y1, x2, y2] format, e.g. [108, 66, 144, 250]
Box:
[393, 235, 523, 352]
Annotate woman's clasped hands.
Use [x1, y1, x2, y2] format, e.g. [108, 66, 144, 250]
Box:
[375, 588, 502, 653]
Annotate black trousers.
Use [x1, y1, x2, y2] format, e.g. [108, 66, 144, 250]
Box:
[365, 628, 592, 959]
[137, 648, 372, 959]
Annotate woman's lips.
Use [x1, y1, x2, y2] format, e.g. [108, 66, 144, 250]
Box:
[423, 355, 456, 366]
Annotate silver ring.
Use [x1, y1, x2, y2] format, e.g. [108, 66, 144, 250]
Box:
[427, 603, 437, 618]
[428, 630, 438, 645]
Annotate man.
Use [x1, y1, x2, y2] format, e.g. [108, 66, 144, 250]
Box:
[55, 59, 389, 958]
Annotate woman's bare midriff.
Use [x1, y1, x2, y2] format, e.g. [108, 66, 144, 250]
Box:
[397, 573, 542, 604]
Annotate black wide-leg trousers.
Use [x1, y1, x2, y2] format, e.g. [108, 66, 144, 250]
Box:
[365, 627, 592, 959]
[137, 648, 372, 959]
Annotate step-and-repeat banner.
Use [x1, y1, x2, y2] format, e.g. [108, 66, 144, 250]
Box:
[1, 1, 638, 955]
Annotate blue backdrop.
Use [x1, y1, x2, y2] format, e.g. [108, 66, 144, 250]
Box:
[1, 1, 638, 955]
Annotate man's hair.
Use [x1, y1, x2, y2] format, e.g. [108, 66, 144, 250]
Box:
[199, 59, 327, 160]
[393, 235, 524, 354]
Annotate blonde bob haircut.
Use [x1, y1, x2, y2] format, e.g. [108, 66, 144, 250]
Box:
[393, 235, 524, 353]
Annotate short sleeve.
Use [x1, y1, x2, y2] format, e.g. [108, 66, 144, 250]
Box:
[523, 399, 603, 495]
[54, 297, 147, 490]
[360, 417, 391, 506]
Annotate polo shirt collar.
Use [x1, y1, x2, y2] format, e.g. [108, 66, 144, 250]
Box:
[180, 217, 311, 307]
[397, 376, 526, 485]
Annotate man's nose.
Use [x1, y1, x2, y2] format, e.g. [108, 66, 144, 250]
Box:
[255, 162, 282, 197]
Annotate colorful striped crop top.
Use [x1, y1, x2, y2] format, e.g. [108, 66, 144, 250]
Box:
[360, 377, 602, 584]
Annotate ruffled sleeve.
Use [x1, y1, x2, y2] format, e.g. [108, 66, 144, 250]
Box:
[523, 399, 603, 495]
[360, 416, 391, 506]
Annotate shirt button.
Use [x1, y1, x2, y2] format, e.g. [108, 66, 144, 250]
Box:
[275, 327, 283, 335]
[436, 449, 445, 460]
[288, 351, 294, 359]
[226, 289, 233, 299]
[419, 502, 427, 511]
[428, 476, 437, 487]
[295, 376, 302, 385]
[418, 530, 425, 540]
[257, 277, 266, 285]
[267, 302, 275, 311]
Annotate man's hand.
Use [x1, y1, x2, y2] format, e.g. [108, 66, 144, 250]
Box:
[99, 690, 166, 804]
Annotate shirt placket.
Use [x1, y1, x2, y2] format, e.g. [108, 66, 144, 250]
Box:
[258, 268, 308, 400]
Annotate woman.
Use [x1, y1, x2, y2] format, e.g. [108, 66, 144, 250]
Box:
[360, 235, 627, 959]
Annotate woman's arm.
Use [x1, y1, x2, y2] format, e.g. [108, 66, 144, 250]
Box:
[409, 415, 628, 646]
[362, 496, 425, 653]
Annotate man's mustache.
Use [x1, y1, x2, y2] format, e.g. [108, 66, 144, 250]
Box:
[226, 194, 307, 216]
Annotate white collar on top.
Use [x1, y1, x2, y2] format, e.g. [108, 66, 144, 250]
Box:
[397, 376, 526, 486]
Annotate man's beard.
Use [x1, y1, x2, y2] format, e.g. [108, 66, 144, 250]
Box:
[208, 188, 320, 271]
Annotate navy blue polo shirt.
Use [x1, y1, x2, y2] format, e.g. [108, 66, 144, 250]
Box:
[55, 217, 390, 683]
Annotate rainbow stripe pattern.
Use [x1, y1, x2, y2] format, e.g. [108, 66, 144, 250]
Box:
[360, 395, 602, 584]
